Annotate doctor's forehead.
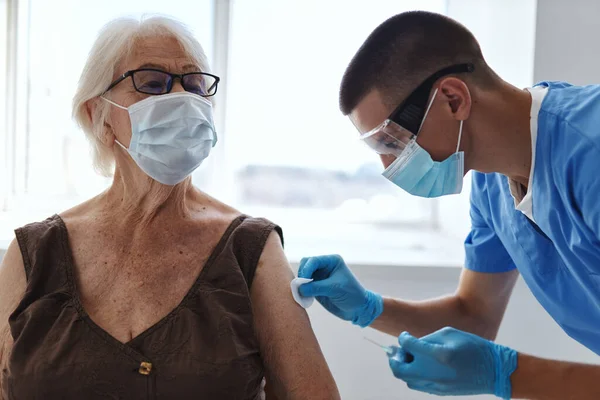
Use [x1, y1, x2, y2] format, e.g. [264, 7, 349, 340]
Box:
[349, 89, 392, 135]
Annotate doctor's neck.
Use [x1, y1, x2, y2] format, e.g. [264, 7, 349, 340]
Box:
[465, 80, 533, 188]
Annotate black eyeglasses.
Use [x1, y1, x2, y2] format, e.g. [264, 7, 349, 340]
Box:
[389, 63, 474, 135]
[102, 68, 220, 97]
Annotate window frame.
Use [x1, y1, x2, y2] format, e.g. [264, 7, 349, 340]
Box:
[2, 0, 31, 211]
[1, 0, 16, 212]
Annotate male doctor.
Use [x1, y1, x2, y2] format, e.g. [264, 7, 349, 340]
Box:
[299, 11, 600, 399]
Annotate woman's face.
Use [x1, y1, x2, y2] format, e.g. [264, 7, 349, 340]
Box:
[106, 36, 200, 148]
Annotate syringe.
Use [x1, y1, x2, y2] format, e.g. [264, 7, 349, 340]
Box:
[363, 337, 414, 363]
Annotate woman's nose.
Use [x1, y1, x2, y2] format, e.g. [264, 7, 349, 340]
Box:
[171, 78, 186, 93]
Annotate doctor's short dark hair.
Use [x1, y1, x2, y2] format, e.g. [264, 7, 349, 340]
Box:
[339, 11, 500, 116]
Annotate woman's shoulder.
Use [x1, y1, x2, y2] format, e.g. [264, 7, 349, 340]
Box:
[193, 191, 280, 231]
[194, 193, 283, 247]
[196, 208, 282, 245]
[57, 195, 101, 223]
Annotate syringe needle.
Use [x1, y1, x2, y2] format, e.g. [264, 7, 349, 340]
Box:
[363, 336, 393, 354]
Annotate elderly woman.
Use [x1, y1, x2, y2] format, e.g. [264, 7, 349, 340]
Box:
[0, 16, 339, 400]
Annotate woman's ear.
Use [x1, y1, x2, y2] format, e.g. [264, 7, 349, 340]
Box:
[86, 98, 115, 147]
[439, 77, 472, 121]
[100, 122, 116, 147]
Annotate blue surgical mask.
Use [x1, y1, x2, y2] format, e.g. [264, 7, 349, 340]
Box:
[382, 90, 465, 198]
[102, 92, 217, 186]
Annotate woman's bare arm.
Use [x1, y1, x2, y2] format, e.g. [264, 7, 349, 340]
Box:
[0, 239, 26, 398]
[251, 232, 340, 400]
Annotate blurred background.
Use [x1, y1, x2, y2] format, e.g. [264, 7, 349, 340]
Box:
[0, 0, 598, 398]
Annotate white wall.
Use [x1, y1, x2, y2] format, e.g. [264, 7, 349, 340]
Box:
[533, 0, 600, 84]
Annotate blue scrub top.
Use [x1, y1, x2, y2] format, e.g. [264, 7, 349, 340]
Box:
[466, 81, 600, 354]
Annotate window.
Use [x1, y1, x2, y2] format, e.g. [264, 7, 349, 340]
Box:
[210, 0, 535, 263]
[1, 0, 537, 265]
[221, 0, 447, 229]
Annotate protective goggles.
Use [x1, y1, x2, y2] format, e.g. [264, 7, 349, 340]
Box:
[358, 63, 474, 157]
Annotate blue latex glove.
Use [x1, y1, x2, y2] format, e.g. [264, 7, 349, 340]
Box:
[389, 327, 518, 399]
[297, 255, 383, 327]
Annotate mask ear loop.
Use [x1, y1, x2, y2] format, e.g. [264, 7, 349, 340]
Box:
[100, 97, 130, 149]
[114, 139, 128, 150]
[417, 88, 439, 133]
[455, 120, 464, 153]
[100, 96, 128, 110]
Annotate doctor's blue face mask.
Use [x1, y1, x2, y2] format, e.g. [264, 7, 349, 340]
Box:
[357, 63, 474, 198]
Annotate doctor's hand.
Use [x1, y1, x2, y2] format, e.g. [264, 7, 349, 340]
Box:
[389, 327, 518, 399]
[297, 255, 383, 327]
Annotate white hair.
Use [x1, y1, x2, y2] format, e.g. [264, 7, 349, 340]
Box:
[72, 15, 211, 176]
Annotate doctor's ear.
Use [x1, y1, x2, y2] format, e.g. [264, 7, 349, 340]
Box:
[438, 77, 472, 121]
